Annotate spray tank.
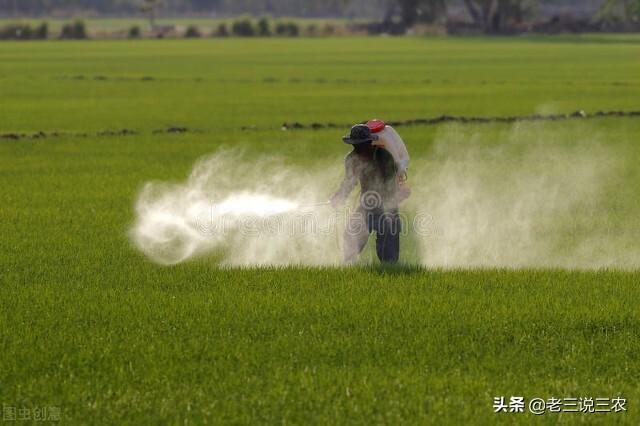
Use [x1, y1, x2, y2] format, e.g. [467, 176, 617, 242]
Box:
[367, 119, 410, 177]
[367, 119, 411, 201]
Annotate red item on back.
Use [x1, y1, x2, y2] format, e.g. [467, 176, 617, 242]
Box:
[366, 119, 386, 133]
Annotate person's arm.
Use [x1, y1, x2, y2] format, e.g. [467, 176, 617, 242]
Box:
[330, 153, 357, 208]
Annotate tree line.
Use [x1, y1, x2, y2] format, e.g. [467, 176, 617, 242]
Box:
[0, 0, 349, 16]
[1, 0, 638, 33]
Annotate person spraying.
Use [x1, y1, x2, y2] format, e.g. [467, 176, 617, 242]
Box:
[330, 119, 411, 264]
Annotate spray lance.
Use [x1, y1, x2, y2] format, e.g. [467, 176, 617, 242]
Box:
[297, 200, 332, 209]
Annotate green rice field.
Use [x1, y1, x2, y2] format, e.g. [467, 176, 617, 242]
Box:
[1, 36, 640, 424]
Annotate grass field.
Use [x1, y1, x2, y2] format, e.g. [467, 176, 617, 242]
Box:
[1, 37, 640, 424]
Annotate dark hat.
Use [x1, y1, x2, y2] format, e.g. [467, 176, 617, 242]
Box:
[342, 124, 379, 145]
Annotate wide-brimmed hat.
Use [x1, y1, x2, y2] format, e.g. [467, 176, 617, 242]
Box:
[342, 124, 379, 145]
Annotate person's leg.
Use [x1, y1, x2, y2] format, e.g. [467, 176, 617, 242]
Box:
[343, 208, 371, 263]
[375, 209, 400, 264]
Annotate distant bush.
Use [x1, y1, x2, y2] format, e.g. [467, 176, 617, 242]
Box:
[35, 22, 48, 39]
[18, 25, 32, 39]
[128, 25, 141, 39]
[305, 23, 318, 37]
[257, 17, 271, 36]
[288, 23, 300, 37]
[0, 22, 48, 40]
[60, 24, 73, 39]
[60, 20, 87, 39]
[275, 22, 299, 37]
[232, 18, 255, 37]
[20, 25, 32, 39]
[74, 20, 87, 38]
[351, 21, 406, 36]
[322, 23, 336, 36]
[275, 23, 287, 36]
[0, 24, 29, 40]
[185, 25, 201, 38]
[214, 23, 229, 37]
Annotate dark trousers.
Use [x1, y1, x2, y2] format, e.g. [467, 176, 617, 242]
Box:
[344, 207, 400, 264]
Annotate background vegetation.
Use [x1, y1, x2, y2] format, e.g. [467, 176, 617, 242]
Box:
[1, 0, 639, 36]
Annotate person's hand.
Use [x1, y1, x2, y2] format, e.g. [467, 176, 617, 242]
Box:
[330, 194, 342, 209]
[397, 182, 411, 202]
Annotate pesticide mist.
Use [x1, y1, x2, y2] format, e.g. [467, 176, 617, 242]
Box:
[130, 123, 639, 268]
[130, 149, 344, 266]
[407, 122, 639, 269]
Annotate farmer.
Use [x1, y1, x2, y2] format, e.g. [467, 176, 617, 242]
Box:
[330, 122, 410, 264]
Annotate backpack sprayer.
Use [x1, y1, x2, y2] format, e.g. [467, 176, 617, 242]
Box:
[366, 119, 410, 178]
[367, 119, 411, 201]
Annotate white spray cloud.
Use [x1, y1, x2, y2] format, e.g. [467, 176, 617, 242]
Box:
[130, 149, 344, 266]
[130, 124, 638, 269]
[406, 122, 638, 269]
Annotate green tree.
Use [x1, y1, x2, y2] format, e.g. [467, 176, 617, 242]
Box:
[397, 0, 447, 26]
[463, 0, 537, 32]
[140, 0, 162, 28]
[257, 16, 271, 36]
[379, 0, 447, 28]
[597, 0, 640, 23]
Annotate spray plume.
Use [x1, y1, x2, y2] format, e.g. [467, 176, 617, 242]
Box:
[130, 149, 343, 266]
[130, 124, 639, 269]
